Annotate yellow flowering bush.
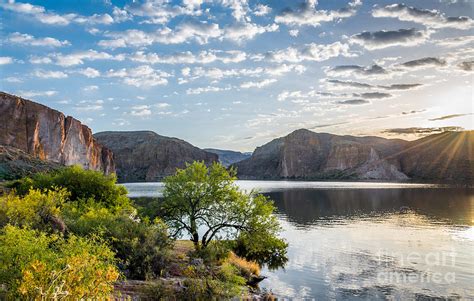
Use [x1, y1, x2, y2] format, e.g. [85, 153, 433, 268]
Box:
[0, 225, 119, 299]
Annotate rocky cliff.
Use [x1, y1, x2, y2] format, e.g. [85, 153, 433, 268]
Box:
[94, 131, 218, 182]
[235, 129, 474, 182]
[398, 131, 474, 182]
[0, 92, 115, 174]
[204, 149, 251, 167]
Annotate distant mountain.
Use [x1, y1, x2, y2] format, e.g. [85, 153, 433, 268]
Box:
[204, 149, 252, 167]
[398, 131, 474, 182]
[234, 129, 474, 182]
[94, 131, 218, 182]
[0, 92, 115, 175]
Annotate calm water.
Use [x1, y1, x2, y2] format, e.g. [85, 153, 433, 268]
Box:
[122, 181, 474, 300]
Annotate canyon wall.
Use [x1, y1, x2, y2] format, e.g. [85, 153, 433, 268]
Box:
[0, 92, 115, 174]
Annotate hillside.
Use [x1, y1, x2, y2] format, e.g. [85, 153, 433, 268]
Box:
[234, 129, 473, 182]
[94, 131, 218, 182]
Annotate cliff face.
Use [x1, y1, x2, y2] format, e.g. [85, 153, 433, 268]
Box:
[235, 129, 411, 180]
[0, 92, 115, 174]
[94, 131, 218, 182]
[398, 131, 474, 181]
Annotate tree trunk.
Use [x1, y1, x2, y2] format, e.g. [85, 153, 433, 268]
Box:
[190, 217, 200, 251]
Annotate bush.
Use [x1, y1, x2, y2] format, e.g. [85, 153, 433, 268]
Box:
[233, 232, 288, 270]
[227, 252, 260, 278]
[63, 204, 172, 280]
[0, 225, 119, 299]
[190, 240, 232, 265]
[9, 165, 130, 208]
[0, 189, 68, 232]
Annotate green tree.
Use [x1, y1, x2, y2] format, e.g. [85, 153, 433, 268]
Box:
[9, 165, 129, 208]
[161, 162, 287, 267]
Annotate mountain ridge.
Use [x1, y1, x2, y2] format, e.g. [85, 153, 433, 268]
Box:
[204, 148, 252, 167]
[94, 131, 218, 182]
[234, 128, 473, 182]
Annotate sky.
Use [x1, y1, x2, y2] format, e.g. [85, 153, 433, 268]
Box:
[0, 0, 473, 152]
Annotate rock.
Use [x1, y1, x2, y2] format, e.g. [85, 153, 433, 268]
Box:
[0, 145, 61, 181]
[398, 131, 474, 182]
[204, 148, 252, 167]
[190, 258, 204, 266]
[94, 131, 218, 182]
[235, 129, 409, 180]
[235, 129, 474, 182]
[0, 92, 114, 174]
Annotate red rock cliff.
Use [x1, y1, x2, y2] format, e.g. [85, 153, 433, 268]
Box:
[0, 92, 115, 174]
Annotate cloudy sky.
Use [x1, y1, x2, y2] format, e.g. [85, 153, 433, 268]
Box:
[0, 0, 473, 151]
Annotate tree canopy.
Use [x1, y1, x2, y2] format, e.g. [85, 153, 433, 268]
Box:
[161, 161, 287, 267]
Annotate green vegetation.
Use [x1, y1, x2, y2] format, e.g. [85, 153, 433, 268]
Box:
[0, 225, 119, 299]
[160, 162, 288, 268]
[0, 163, 286, 299]
[9, 165, 129, 207]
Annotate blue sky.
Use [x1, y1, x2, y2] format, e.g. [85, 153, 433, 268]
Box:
[0, 0, 473, 151]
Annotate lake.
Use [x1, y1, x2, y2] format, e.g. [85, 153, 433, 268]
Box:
[122, 181, 474, 300]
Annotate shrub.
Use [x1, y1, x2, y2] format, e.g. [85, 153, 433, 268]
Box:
[190, 241, 231, 265]
[0, 225, 119, 299]
[233, 232, 288, 270]
[10, 165, 130, 208]
[0, 189, 69, 232]
[63, 204, 172, 280]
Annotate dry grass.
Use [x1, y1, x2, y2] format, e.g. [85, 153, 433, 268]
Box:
[173, 240, 193, 257]
[227, 252, 260, 276]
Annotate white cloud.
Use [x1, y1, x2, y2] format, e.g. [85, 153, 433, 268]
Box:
[289, 29, 299, 37]
[33, 70, 68, 79]
[106, 65, 171, 87]
[4, 76, 23, 83]
[99, 20, 222, 48]
[7, 32, 70, 47]
[75, 67, 101, 78]
[181, 64, 305, 82]
[0, 56, 13, 65]
[253, 4, 271, 16]
[220, 0, 250, 21]
[18, 90, 57, 98]
[435, 35, 474, 48]
[75, 104, 103, 111]
[260, 42, 355, 63]
[29, 56, 53, 64]
[130, 50, 247, 64]
[186, 85, 232, 95]
[372, 4, 473, 30]
[240, 78, 276, 89]
[47, 49, 124, 67]
[154, 102, 171, 108]
[83, 85, 99, 91]
[130, 105, 152, 116]
[0, 1, 117, 26]
[350, 28, 431, 50]
[125, 0, 203, 24]
[223, 22, 278, 42]
[275, 0, 362, 27]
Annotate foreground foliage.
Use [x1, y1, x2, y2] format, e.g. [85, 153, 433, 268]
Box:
[0, 225, 119, 299]
[0, 164, 286, 299]
[9, 165, 129, 208]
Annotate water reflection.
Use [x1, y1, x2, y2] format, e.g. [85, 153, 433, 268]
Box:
[267, 189, 474, 227]
[260, 188, 474, 300]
